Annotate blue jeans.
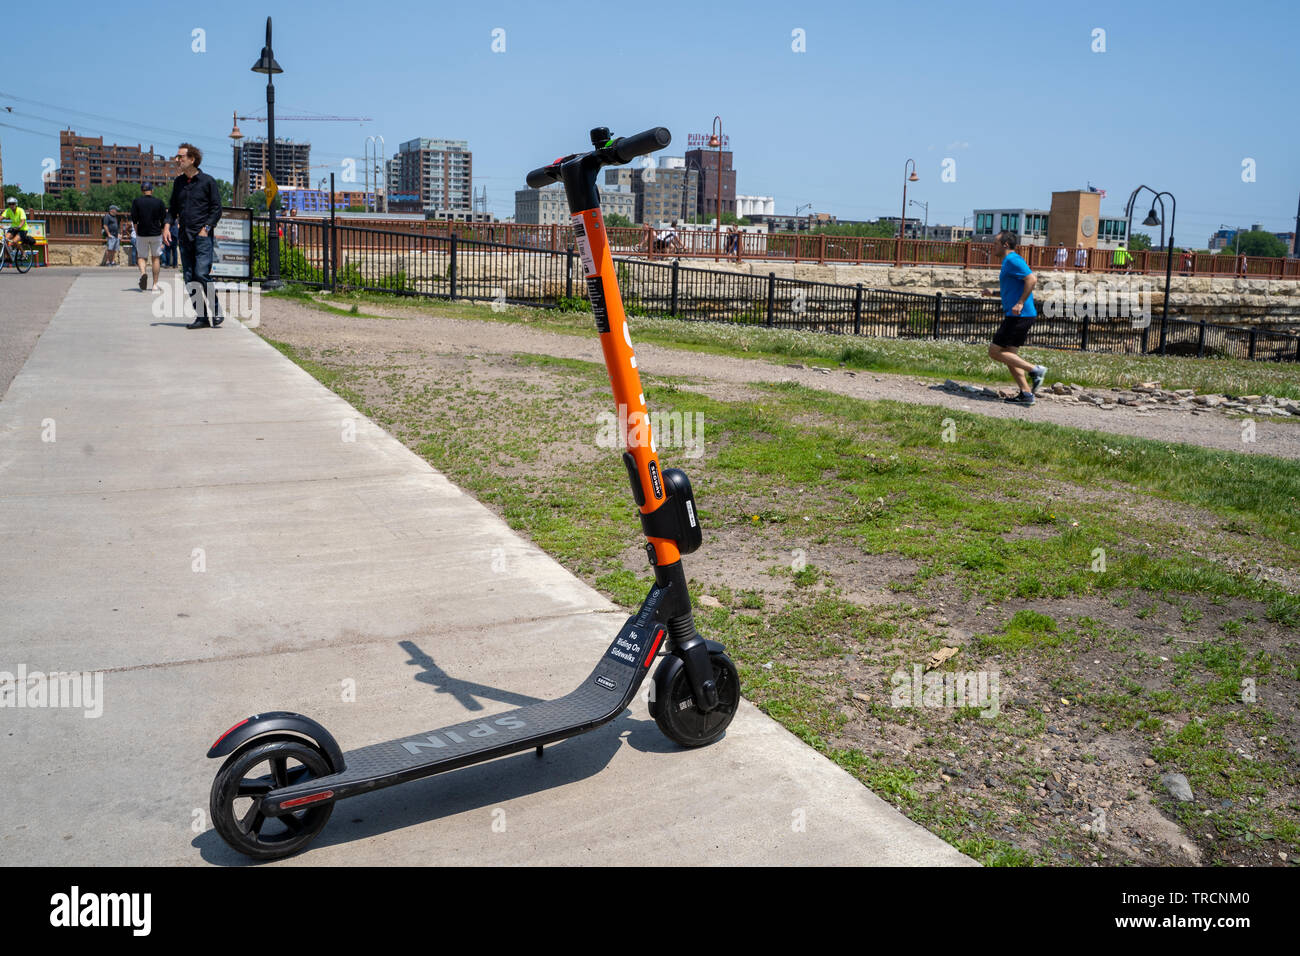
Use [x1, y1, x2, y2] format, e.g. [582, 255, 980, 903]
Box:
[180, 234, 223, 320]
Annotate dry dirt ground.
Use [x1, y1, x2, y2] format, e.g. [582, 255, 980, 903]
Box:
[255, 296, 1300, 460]
[251, 297, 1299, 867]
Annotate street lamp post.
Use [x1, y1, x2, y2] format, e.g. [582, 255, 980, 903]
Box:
[707, 116, 723, 260]
[228, 112, 244, 205]
[1141, 192, 1177, 353]
[896, 159, 918, 266]
[1124, 185, 1166, 253]
[364, 135, 386, 214]
[909, 198, 928, 237]
[681, 158, 702, 222]
[251, 17, 283, 288]
[796, 202, 813, 231]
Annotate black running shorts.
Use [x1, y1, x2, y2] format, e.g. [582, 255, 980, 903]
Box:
[992, 314, 1034, 348]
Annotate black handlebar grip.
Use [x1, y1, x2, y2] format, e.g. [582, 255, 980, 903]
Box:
[526, 165, 559, 188]
[612, 127, 671, 164]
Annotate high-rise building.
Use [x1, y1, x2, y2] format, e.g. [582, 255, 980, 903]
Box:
[45, 130, 174, 195]
[397, 138, 472, 214]
[683, 148, 736, 219]
[239, 138, 312, 192]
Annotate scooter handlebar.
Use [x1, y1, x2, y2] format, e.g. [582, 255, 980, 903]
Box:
[609, 126, 671, 163]
[526, 164, 562, 188]
[524, 128, 671, 187]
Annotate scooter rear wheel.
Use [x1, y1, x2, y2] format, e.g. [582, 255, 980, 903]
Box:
[652, 652, 740, 747]
[211, 737, 334, 860]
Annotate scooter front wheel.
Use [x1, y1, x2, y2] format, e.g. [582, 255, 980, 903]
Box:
[652, 652, 740, 747]
[210, 737, 334, 860]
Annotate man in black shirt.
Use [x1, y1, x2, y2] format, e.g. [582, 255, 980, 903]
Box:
[163, 142, 224, 329]
[130, 182, 167, 291]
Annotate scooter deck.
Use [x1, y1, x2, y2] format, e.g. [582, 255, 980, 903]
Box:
[264, 596, 668, 814]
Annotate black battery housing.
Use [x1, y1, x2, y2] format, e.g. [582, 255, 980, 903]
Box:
[638, 467, 702, 554]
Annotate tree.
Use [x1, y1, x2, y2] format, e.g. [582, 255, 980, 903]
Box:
[1233, 230, 1287, 259]
[687, 211, 746, 226]
[1128, 232, 1152, 251]
[805, 221, 895, 238]
[604, 212, 634, 228]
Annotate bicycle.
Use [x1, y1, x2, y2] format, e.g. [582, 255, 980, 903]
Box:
[0, 232, 37, 274]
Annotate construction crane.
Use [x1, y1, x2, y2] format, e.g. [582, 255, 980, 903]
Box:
[235, 113, 372, 123]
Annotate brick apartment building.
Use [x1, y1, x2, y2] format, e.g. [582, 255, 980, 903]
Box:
[683, 147, 736, 219]
[45, 130, 173, 195]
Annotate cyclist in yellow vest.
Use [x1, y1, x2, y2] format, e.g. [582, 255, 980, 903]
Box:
[3, 196, 29, 247]
[1112, 241, 1132, 274]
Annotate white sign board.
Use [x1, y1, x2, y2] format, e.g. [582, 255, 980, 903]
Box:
[212, 208, 252, 280]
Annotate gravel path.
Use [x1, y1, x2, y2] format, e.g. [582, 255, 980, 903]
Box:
[257, 299, 1300, 460]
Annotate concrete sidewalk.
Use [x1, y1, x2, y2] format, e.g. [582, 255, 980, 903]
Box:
[0, 272, 975, 866]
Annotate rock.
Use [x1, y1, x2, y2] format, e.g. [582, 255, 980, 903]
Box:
[1160, 772, 1195, 803]
[697, 594, 722, 608]
[1099, 403, 1116, 410]
[1082, 392, 1106, 405]
[1240, 395, 1261, 403]
[1051, 382, 1068, 395]
[1193, 394, 1223, 407]
[1143, 757, 1155, 767]
[1174, 389, 1195, 398]
[785, 363, 806, 370]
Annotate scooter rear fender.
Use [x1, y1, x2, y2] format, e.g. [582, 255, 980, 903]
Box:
[206, 711, 346, 773]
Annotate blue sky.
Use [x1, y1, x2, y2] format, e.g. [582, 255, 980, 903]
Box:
[3, 0, 1297, 245]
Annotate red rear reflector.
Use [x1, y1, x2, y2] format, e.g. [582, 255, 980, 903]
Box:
[211, 718, 250, 749]
[644, 628, 665, 667]
[280, 791, 334, 809]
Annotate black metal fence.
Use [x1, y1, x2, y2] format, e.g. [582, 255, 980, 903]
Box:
[253, 217, 1300, 363]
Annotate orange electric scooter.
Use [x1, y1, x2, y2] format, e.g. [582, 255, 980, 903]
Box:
[205, 126, 739, 860]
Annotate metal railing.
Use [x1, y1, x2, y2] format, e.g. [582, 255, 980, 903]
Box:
[33, 207, 1300, 281]
[251, 216, 1300, 364]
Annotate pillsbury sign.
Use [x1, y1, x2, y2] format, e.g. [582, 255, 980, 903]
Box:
[687, 133, 730, 149]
